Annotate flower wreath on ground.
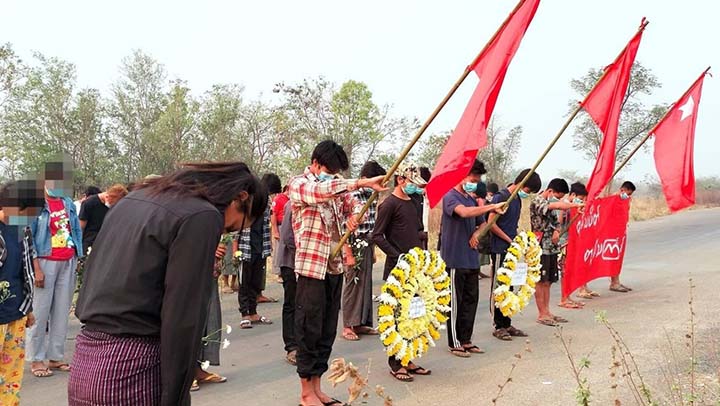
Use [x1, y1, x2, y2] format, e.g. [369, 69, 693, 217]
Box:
[493, 231, 542, 317]
[378, 248, 451, 367]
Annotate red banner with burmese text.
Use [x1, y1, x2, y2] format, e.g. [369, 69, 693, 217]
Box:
[562, 195, 630, 297]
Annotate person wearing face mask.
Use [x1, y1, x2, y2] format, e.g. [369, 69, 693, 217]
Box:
[609, 181, 636, 293]
[288, 140, 387, 406]
[555, 182, 591, 308]
[442, 160, 505, 358]
[28, 161, 84, 379]
[408, 167, 432, 250]
[372, 163, 433, 382]
[69, 162, 266, 406]
[530, 178, 585, 327]
[0, 179, 45, 405]
[485, 169, 541, 342]
[79, 184, 128, 257]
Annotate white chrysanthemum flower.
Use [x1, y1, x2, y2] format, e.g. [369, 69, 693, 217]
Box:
[200, 360, 210, 371]
[225, 325, 232, 334]
[222, 339, 230, 349]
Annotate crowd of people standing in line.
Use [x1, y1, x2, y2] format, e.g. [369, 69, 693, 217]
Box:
[0, 140, 639, 406]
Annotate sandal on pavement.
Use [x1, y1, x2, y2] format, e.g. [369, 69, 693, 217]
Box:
[536, 318, 558, 327]
[48, 362, 71, 372]
[493, 328, 512, 341]
[552, 315, 569, 323]
[610, 285, 630, 293]
[390, 368, 414, 382]
[558, 301, 583, 309]
[239, 319, 253, 329]
[589, 290, 600, 297]
[257, 295, 278, 303]
[620, 284, 633, 291]
[507, 326, 528, 337]
[198, 373, 227, 384]
[31, 367, 53, 378]
[250, 316, 273, 325]
[286, 350, 297, 366]
[342, 330, 360, 341]
[323, 398, 349, 406]
[355, 326, 379, 335]
[576, 291, 593, 299]
[449, 347, 471, 358]
[462, 344, 485, 354]
[190, 380, 200, 392]
[406, 364, 432, 375]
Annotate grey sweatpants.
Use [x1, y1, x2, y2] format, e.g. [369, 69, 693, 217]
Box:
[28, 257, 77, 362]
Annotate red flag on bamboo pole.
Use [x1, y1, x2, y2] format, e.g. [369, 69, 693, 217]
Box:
[651, 68, 709, 212]
[582, 20, 647, 201]
[426, 0, 540, 207]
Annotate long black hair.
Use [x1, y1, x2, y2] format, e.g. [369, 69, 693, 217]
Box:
[139, 162, 267, 218]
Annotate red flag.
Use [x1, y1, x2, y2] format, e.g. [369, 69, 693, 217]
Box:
[426, 0, 540, 207]
[562, 195, 630, 297]
[651, 69, 708, 212]
[582, 22, 646, 201]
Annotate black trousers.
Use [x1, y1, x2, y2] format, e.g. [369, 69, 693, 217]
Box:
[238, 259, 264, 316]
[382, 256, 398, 281]
[280, 266, 298, 353]
[446, 268, 480, 348]
[295, 273, 342, 379]
[490, 253, 512, 329]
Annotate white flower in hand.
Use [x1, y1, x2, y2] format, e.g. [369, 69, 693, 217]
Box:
[225, 324, 232, 334]
[200, 360, 210, 371]
[222, 339, 231, 349]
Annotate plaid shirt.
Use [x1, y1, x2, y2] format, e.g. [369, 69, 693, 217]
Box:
[289, 167, 363, 280]
[237, 205, 272, 261]
[345, 188, 377, 236]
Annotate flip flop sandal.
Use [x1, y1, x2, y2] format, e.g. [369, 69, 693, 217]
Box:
[356, 326, 379, 335]
[239, 319, 253, 329]
[507, 326, 528, 337]
[251, 316, 273, 325]
[323, 398, 349, 406]
[620, 284, 633, 291]
[558, 302, 582, 309]
[552, 315, 569, 323]
[576, 292, 593, 299]
[31, 367, 53, 378]
[406, 365, 432, 375]
[390, 369, 414, 382]
[536, 318, 558, 327]
[589, 290, 600, 297]
[449, 348, 471, 358]
[286, 350, 297, 366]
[190, 380, 200, 392]
[48, 362, 71, 372]
[462, 345, 485, 354]
[342, 331, 360, 341]
[609, 286, 629, 293]
[492, 328, 512, 341]
[257, 296, 278, 303]
[198, 373, 227, 383]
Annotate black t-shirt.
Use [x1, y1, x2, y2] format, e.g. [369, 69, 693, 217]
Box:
[489, 188, 522, 254]
[371, 194, 422, 258]
[79, 194, 109, 249]
[409, 193, 425, 231]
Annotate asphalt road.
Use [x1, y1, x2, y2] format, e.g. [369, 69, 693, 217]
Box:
[20, 208, 720, 406]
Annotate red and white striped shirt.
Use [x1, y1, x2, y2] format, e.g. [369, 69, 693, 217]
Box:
[289, 167, 363, 280]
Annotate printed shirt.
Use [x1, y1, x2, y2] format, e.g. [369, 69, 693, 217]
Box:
[237, 205, 272, 262]
[346, 188, 377, 236]
[288, 167, 362, 280]
[46, 197, 76, 261]
[530, 194, 561, 255]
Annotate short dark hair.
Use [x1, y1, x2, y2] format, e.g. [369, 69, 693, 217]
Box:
[261, 173, 282, 195]
[514, 169, 542, 193]
[621, 181, 636, 192]
[84, 186, 101, 197]
[468, 160, 487, 176]
[0, 180, 46, 211]
[547, 178, 570, 194]
[570, 182, 588, 197]
[487, 182, 499, 194]
[419, 167, 432, 183]
[139, 162, 267, 218]
[359, 161, 386, 178]
[311, 140, 349, 173]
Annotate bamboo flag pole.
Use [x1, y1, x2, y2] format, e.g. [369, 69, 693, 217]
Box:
[330, 0, 531, 258]
[475, 19, 650, 240]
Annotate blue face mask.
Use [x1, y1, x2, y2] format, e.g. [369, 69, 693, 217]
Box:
[403, 184, 418, 195]
[573, 198, 584, 204]
[620, 192, 629, 200]
[46, 188, 64, 198]
[7, 216, 33, 227]
[463, 182, 478, 194]
[518, 190, 529, 199]
[549, 196, 559, 203]
[317, 172, 334, 182]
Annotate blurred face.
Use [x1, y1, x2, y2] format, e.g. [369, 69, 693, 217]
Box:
[44, 179, 72, 198]
[1, 206, 41, 227]
[224, 192, 254, 233]
[552, 191, 567, 200]
[620, 187, 634, 197]
[105, 193, 122, 206]
[310, 160, 339, 178]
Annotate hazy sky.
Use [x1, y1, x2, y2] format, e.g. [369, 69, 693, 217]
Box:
[3, 0, 717, 183]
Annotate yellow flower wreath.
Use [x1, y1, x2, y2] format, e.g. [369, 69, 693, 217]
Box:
[378, 248, 450, 367]
[493, 231, 542, 317]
